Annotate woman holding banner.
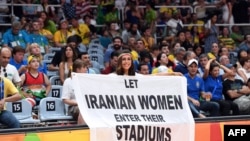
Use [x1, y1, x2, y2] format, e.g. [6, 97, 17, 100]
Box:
[115, 50, 182, 76]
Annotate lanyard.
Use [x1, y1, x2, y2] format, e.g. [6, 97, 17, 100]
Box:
[0, 77, 4, 100]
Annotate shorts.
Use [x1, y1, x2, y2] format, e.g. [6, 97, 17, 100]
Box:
[68, 106, 79, 120]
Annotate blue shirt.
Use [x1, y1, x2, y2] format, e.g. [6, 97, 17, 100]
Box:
[204, 75, 223, 101]
[9, 58, 28, 71]
[184, 73, 205, 100]
[174, 62, 188, 74]
[2, 29, 30, 48]
[104, 47, 114, 63]
[30, 33, 49, 54]
[39, 62, 47, 75]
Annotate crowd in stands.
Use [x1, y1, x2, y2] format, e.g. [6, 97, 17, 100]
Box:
[0, 0, 250, 129]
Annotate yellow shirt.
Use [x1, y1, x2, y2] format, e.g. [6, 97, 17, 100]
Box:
[168, 54, 175, 63]
[53, 30, 71, 45]
[207, 52, 216, 59]
[151, 67, 173, 74]
[141, 37, 155, 50]
[70, 24, 90, 45]
[188, 20, 204, 34]
[40, 29, 53, 36]
[131, 50, 139, 61]
[2, 77, 18, 97]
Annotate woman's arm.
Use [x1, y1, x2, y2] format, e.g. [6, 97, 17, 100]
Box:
[203, 59, 214, 79]
[43, 74, 51, 96]
[59, 62, 65, 84]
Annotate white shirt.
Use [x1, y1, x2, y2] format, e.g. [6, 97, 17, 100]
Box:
[61, 78, 76, 100]
[1, 64, 21, 83]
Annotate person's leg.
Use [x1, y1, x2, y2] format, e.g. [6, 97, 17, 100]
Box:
[0, 110, 20, 128]
[217, 100, 231, 116]
[188, 100, 201, 117]
[200, 101, 220, 116]
[228, 100, 240, 115]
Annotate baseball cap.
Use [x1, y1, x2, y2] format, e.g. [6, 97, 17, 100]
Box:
[226, 64, 237, 69]
[187, 59, 198, 66]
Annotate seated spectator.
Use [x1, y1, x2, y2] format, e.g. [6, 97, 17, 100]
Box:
[219, 27, 235, 51]
[39, 11, 57, 34]
[59, 45, 78, 84]
[20, 55, 51, 105]
[22, 0, 38, 19]
[49, 35, 81, 71]
[104, 37, 123, 67]
[83, 15, 97, 41]
[138, 63, 149, 75]
[152, 52, 174, 74]
[223, 64, 250, 115]
[30, 19, 49, 54]
[185, 59, 220, 118]
[54, 19, 71, 48]
[78, 52, 96, 74]
[9, 46, 28, 75]
[239, 34, 250, 52]
[197, 54, 209, 78]
[28, 43, 47, 75]
[69, 16, 90, 46]
[0, 76, 22, 128]
[0, 47, 21, 86]
[174, 51, 196, 74]
[37, 17, 53, 44]
[237, 57, 250, 84]
[37, 0, 56, 21]
[107, 21, 121, 38]
[141, 26, 155, 50]
[207, 42, 220, 60]
[101, 51, 118, 74]
[134, 50, 153, 73]
[203, 59, 239, 116]
[122, 23, 141, 45]
[62, 59, 87, 125]
[99, 29, 112, 49]
[2, 21, 31, 50]
[230, 25, 244, 48]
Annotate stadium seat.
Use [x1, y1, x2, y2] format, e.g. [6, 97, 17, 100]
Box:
[39, 97, 73, 122]
[49, 47, 61, 53]
[47, 71, 59, 79]
[90, 38, 100, 44]
[89, 54, 104, 68]
[44, 53, 55, 61]
[88, 48, 104, 56]
[88, 43, 104, 51]
[47, 85, 63, 98]
[6, 99, 40, 124]
[42, 59, 52, 70]
[49, 75, 61, 85]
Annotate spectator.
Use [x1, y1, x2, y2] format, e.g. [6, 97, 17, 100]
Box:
[69, 17, 90, 46]
[22, 0, 38, 19]
[37, 17, 53, 44]
[2, 21, 30, 50]
[197, 53, 209, 78]
[30, 19, 49, 54]
[107, 21, 121, 38]
[203, 59, 239, 116]
[223, 64, 250, 114]
[0, 47, 21, 86]
[239, 34, 250, 52]
[166, 10, 183, 42]
[141, 26, 155, 50]
[39, 11, 57, 34]
[62, 59, 87, 125]
[20, 55, 51, 105]
[207, 42, 220, 60]
[78, 52, 96, 74]
[178, 0, 191, 24]
[122, 23, 141, 44]
[237, 57, 250, 84]
[53, 19, 71, 48]
[104, 37, 123, 67]
[0, 76, 22, 128]
[185, 59, 220, 118]
[49, 35, 81, 71]
[152, 52, 174, 74]
[9, 46, 27, 75]
[59, 45, 78, 84]
[28, 43, 47, 75]
[101, 51, 118, 74]
[138, 63, 149, 75]
[174, 50, 196, 74]
[193, 43, 204, 57]
[83, 15, 97, 41]
[230, 25, 244, 48]
[219, 27, 235, 51]
[37, 0, 56, 21]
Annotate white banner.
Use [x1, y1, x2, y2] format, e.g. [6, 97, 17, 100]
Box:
[72, 73, 194, 141]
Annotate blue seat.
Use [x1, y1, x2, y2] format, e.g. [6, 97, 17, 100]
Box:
[6, 99, 40, 124]
[44, 53, 55, 61]
[47, 85, 63, 98]
[89, 54, 104, 68]
[88, 48, 104, 56]
[39, 97, 73, 122]
[88, 43, 104, 51]
[49, 47, 61, 53]
[49, 75, 61, 85]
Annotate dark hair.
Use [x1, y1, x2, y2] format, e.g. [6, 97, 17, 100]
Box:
[239, 57, 250, 67]
[78, 52, 88, 59]
[67, 35, 82, 44]
[193, 43, 204, 56]
[12, 46, 25, 56]
[209, 62, 220, 73]
[110, 51, 119, 59]
[237, 49, 248, 60]
[116, 50, 135, 76]
[61, 46, 78, 62]
[112, 36, 123, 44]
[155, 53, 166, 67]
[138, 63, 148, 71]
